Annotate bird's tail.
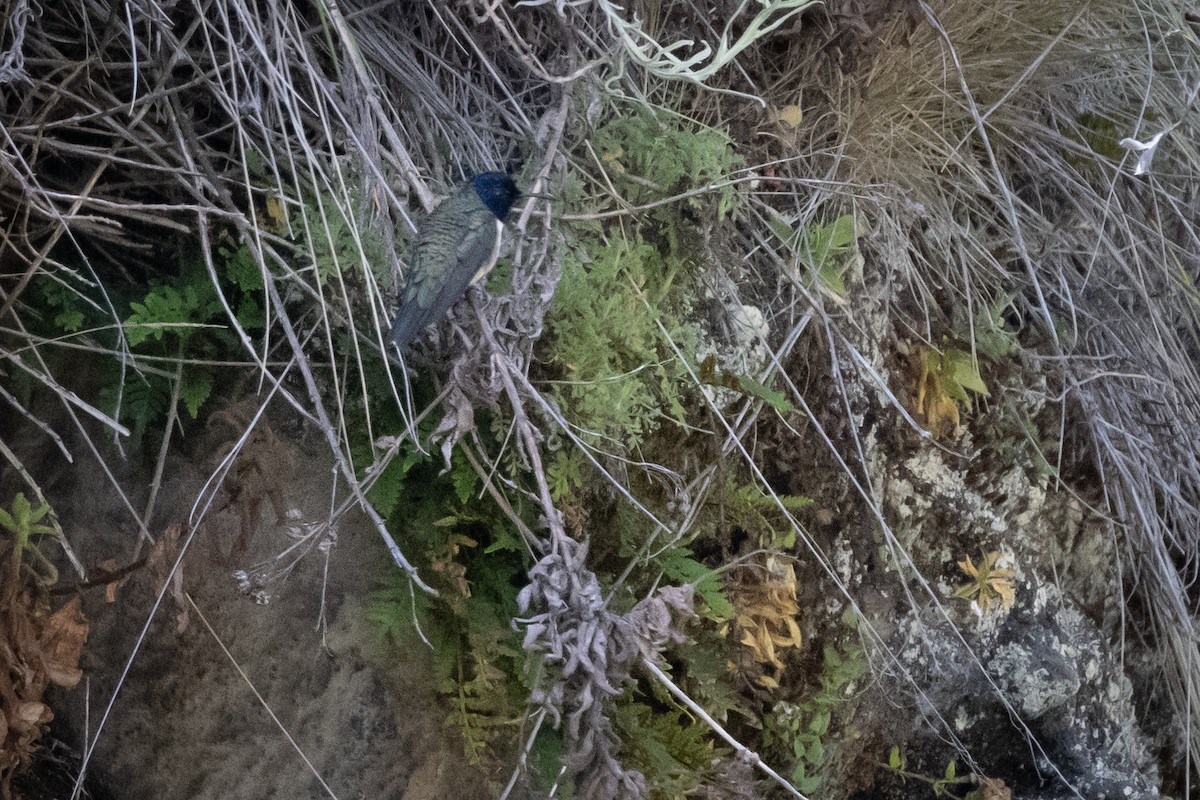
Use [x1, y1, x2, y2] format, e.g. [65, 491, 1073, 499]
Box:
[387, 307, 424, 350]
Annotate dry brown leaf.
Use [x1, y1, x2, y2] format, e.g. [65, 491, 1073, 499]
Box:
[38, 597, 88, 690]
[966, 776, 1012, 800]
[16, 702, 50, 727]
[98, 558, 121, 603]
[429, 533, 478, 606]
[980, 777, 1012, 800]
[3, 550, 88, 793]
[147, 524, 190, 633]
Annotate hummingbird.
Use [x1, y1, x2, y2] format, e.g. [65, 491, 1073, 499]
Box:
[388, 171, 521, 349]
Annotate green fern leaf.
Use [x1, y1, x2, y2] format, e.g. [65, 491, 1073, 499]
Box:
[366, 458, 406, 519]
[181, 368, 214, 418]
[658, 546, 734, 619]
[450, 453, 478, 504]
[616, 702, 713, 796]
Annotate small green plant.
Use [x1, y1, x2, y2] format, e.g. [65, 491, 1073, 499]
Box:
[698, 355, 797, 415]
[959, 294, 1019, 361]
[656, 544, 735, 620]
[546, 106, 743, 454]
[915, 344, 990, 438]
[37, 276, 88, 334]
[769, 213, 862, 302]
[547, 236, 699, 449]
[953, 550, 1016, 613]
[721, 480, 812, 551]
[762, 636, 867, 794]
[298, 187, 390, 283]
[607, 494, 735, 622]
[546, 446, 588, 502]
[0, 493, 60, 590]
[367, 441, 540, 784]
[94, 239, 265, 444]
[914, 297, 1017, 441]
[591, 107, 742, 224]
[764, 700, 825, 794]
[885, 748, 995, 798]
[614, 701, 717, 798]
[30, 242, 245, 445]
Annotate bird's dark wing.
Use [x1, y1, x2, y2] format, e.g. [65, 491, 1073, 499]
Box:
[388, 205, 501, 348]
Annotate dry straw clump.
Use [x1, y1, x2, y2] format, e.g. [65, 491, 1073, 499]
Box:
[760, 0, 1200, 782]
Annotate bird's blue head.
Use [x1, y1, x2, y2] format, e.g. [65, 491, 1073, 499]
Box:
[470, 172, 520, 222]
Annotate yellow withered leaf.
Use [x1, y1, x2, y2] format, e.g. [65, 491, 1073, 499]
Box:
[954, 550, 1016, 612]
[915, 346, 990, 438]
[731, 556, 804, 685]
[770, 104, 804, 129]
[265, 192, 287, 232]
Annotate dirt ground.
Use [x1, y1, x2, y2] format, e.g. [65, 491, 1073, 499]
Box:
[35, 402, 489, 800]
